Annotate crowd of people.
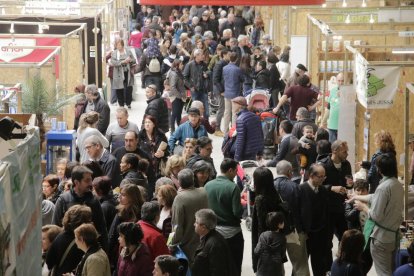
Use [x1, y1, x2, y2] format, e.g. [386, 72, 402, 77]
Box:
[39, 4, 414, 276]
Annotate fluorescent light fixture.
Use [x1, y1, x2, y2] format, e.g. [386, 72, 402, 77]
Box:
[333, 35, 343, 40]
[369, 14, 375, 23]
[345, 14, 351, 24]
[342, 0, 347, 7]
[392, 48, 414, 54]
[362, 0, 367, 7]
[322, 3, 327, 7]
[38, 24, 43, 34]
[10, 23, 14, 34]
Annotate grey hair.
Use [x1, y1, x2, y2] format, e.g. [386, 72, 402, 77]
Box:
[223, 29, 232, 36]
[192, 160, 211, 174]
[85, 84, 98, 95]
[194, 26, 202, 33]
[191, 100, 204, 110]
[237, 35, 247, 42]
[296, 107, 309, 119]
[116, 107, 129, 116]
[84, 135, 103, 147]
[193, 48, 203, 57]
[141, 201, 160, 223]
[276, 160, 293, 176]
[203, 31, 214, 39]
[192, 16, 199, 23]
[195, 209, 217, 230]
[178, 168, 194, 189]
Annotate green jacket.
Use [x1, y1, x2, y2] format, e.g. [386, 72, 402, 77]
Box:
[205, 176, 243, 227]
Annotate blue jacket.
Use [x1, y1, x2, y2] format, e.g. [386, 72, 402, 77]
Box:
[168, 121, 208, 151]
[223, 63, 244, 99]
[234, 109, 264, 161]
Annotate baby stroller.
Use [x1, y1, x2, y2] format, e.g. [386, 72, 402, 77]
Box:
[238, 160, 259, 231]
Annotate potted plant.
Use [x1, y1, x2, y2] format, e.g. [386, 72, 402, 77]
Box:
[22, 74, 78, 147]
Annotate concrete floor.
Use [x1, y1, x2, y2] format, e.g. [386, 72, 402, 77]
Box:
[109, 75, 376, 276]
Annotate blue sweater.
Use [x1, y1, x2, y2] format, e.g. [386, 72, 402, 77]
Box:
[168, 121, 207, 151]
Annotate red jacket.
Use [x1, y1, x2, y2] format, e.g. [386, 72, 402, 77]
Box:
[137, 220, 170, 261]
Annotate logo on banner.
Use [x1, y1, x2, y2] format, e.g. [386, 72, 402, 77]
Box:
[0, 39, 36, 62]
[366, 68, 385, 97]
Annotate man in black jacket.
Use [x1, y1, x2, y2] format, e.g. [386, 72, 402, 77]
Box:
[192, 209, 236, 276]
[319, 140, 353, 269]
[82, 84, 110, 135]
[184, 49, 209, 119]
[143, 84, 169, 133]
[212, 48, 230, 136]
[299, 164, 330, 276]
[84, 135, 117, 181]
[52, 165, 108, 251]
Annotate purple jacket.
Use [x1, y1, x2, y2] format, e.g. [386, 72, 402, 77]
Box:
[235, 109, 264, 161]
[117, 243, 153, 276]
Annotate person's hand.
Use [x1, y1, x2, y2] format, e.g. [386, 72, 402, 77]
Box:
[331, 186, 346, 195]
[154, 150, 165, 158]
[177, 43, 182, 49]
[302, 143, 311, 150]
[272, 106, 279, 114]
[354, 200, 369, 213]
[220, 92, 224, 96]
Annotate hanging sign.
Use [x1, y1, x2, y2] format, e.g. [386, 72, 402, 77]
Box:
[0, 37, 60, 63]
[140, 0, 324, 5]
[356, 65, 400, 109]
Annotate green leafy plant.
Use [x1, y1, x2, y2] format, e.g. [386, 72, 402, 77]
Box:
[22, 74, 78, 144]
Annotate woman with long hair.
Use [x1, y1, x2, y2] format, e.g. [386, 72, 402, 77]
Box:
[363, 130, 396, 193]
[138, 115, 169, 178]
[108, 184, 144, 272]
[251, 166, 283, 274]
[168, 59, 187, 132]
[76, 111, 109, 163]
[164, 155, 186, 190]
[156, 184, 177, 238]
[191, 160, 212, 188]
[240, 54, 254, 95]
[73, 223, 111, 276]
[117, 222, 153, 276]
[330, 229, 365, 276]
[111, 39, 136, 108]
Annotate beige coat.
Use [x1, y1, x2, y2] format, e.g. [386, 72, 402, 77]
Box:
[81, 248, 111, 276]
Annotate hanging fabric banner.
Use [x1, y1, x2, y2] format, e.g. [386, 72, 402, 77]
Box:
[355, 64, 400, 109]
[140, 0, 324, 5]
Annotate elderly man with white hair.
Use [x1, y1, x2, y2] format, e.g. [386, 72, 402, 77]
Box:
[183, 48, 210, 119]
[83, 135, 117, 180]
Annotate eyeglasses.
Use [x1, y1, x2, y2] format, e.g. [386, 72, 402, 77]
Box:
[84, 144, 96, 150]
[314, 174, 326, 180]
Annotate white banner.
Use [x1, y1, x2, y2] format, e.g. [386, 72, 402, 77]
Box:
[356, 65, 400, 109]
[0, 129, 42, 276]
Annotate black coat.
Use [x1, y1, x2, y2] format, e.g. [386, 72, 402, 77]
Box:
[255, 69, 271, 89]
[81, 95, 110, 135]
[251, 194, 282, 272]
[254, 231, 287, 276]
[46, 230, 84, 276]
[299, 182, 329, 234]
[319, 155, 352, 214]
[192, 229, 237, 276]
[100, 193, 118, 232]
[143, 95, 169, 133]
[51, 189, 109, 252]
[268, 64, 284, 92]
[212, 59, 228, 95]
[344, 202, 363, 230]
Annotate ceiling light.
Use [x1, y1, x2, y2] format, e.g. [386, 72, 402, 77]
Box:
[345, 14, 351, 24]
[342, 0, 347, 7]
[10, 23, 14, 34]
[38, 24, 43, 33]
[369, 14, 375, 23]
[362, 0, 367, 7]
[322, 3, 327, 8]
[392, 48, 414, 54]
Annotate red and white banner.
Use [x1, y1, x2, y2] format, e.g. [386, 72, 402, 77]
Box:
[140, 0, 324, 5]
[0, 37, 60, 63]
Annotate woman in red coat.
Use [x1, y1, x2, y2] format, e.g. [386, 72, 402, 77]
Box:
[117, 222, 153, 276]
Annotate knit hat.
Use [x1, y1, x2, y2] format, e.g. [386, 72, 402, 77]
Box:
[188, 107, 201, 116]
[231, 96, 247, 106]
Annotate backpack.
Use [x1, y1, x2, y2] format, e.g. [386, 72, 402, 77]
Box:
[148, 57, 161, 73]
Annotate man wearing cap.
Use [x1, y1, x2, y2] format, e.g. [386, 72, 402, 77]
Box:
[232, 96, 264, 162]
[223, 52, 245, 134]
[273, 74, 320, 124]
[168, 107, 208, 154]
[180, 101, 215, 134]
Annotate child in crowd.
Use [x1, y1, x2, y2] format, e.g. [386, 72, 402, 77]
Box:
[254, 212, 287, 276]
[344, 179, 372, 274]
[162, 79, 172, 127]
[41, 225, 62, 276]
[298, 125, 317, 172]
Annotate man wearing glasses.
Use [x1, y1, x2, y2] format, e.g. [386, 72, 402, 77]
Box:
[299, 164, 330, 276]
[84, 135, 117, 181]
